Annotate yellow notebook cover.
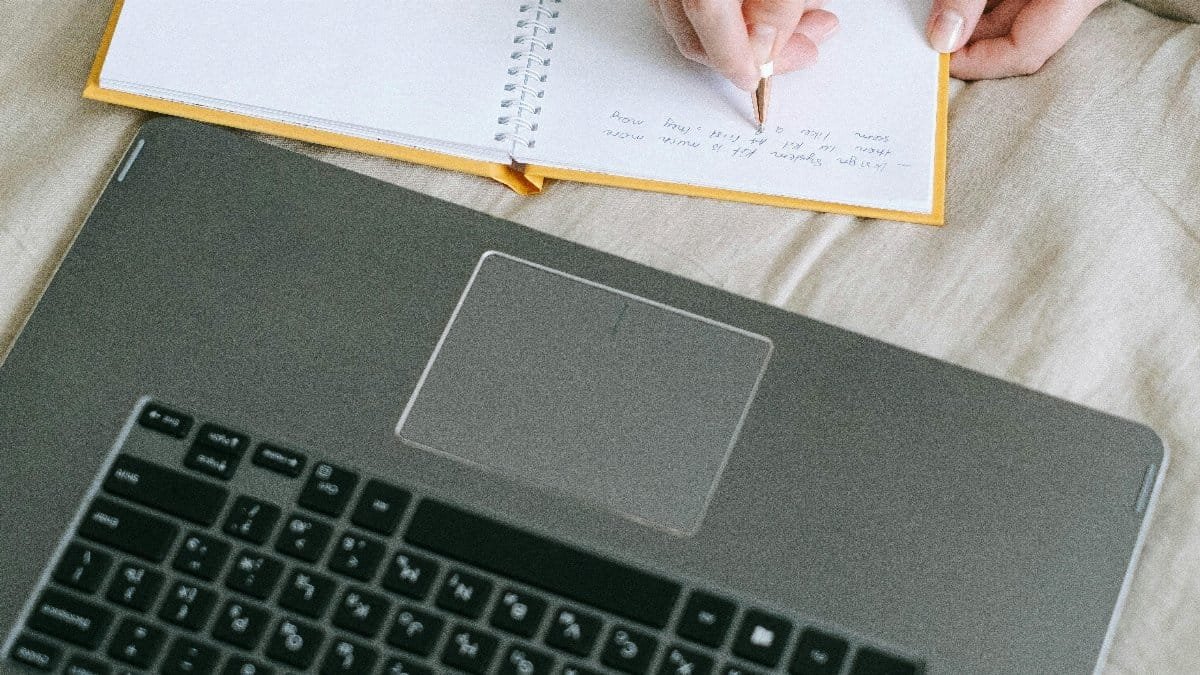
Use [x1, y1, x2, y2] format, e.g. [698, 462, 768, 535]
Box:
[85, 0, 947, 224]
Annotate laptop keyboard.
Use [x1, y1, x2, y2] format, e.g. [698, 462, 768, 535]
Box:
[5, 400, 923, 675]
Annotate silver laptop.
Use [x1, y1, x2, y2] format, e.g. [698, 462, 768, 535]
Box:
[0, 119, 1166, 675]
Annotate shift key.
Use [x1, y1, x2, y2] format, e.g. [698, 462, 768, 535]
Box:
[80, 497, 178, 562]
[104, 454, 228, 525]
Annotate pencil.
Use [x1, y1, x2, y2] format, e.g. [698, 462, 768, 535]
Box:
[753, 61, 773, 132]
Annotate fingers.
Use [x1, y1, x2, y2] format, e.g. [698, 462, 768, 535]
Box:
[926, 0, 989, 52]
[968, 0, 1026, 42]
[652, 0, 835, 89]
[655, 0, 708, 64]
[950, 0, 1101, 79]
[680, 0, 760, 90]
[742, 0, 810, 72]
[774, 9, 839, 73]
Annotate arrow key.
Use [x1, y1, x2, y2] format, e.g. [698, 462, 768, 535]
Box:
[253, 442, 307, 478]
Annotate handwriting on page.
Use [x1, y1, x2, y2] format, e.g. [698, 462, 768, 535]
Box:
[601, 110, 913, 176]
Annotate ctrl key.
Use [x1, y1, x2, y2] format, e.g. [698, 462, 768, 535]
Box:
[8, 634, 61, 671]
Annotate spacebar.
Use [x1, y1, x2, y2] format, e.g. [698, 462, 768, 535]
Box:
[404, 499, 680, 628]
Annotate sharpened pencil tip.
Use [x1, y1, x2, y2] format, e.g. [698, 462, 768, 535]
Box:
[752, 76, 771, 132]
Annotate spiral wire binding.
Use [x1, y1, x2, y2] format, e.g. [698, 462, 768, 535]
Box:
[496, 0, 561, 149]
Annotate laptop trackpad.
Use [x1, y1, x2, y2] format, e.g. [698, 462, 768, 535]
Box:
[395, 251, 772, 536]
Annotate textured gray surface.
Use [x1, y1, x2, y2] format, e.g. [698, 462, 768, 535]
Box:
[0, 119, 1165, 673]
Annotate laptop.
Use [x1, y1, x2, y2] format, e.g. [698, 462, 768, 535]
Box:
[0, 118, 1166, 674]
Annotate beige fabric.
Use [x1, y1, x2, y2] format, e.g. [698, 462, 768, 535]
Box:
[1132, 0, 1200, 21]
[2, 2, 1198, 671]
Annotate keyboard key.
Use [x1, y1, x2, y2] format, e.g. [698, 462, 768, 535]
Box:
[320, 636, 378, 675]
[601, 625, 659, 674]
[63, 655, 110, 675]
[186, 424, 250, 479]
[562, 664, 604, 675]
[407, 499, 680, 628]
[194, 423, 251, 454]
[332, 586, 391, 638]
[52, 542, 113, 593]
[221, 656, 275, 675]
[212, 600, 271, 650]
[441, 624, 499, 674]
[380, 549, 439, 600]
[227, 549, 285, 599]
[676, 591, 736, 648]
[253, 442, 307, 478]
[329, 531, 386, 581]
[185, 443, 242, 480]
[27, 588, 113, 648]
[276, 512, 334, 563]
[159, 580, 218, 630]
[8, 633, 61, 671]
[223, 495, 282, 544]
[105, 561, 164, 611]
[732, 610, 792, 668]
[545, 607, 602, 657]
[491, 588, 548, 637]
[659, 644, 714, 675]
[790, 629, 849, 675]
[499, 644, 554, 675]
[162, 637, 220, 675]
[173, 531, 232, 581]
[107, 617, 166, 668]
[279, 568, 338, 619]
[104, 454, 228, 525]
[849, 648, 920, 675]
[138, 402, 193, 438]
[386, 605, 445, 657]
[350, 479, 411, 535]
[436, 568, 493, 618]
[80, 497, 179, 563]
[298, 462, 359, 517]
[381, 655, 434, 675]
[266, 617, 325, 669]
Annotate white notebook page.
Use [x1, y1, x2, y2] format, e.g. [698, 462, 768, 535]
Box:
[100, 1, 520, 162]
[519, 0, 941, 214]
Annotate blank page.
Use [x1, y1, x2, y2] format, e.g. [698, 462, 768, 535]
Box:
[519, 0, 942, 214]
[100, 1, 518, 161]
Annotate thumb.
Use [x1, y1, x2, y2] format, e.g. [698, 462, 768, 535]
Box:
[927, 0, 987, 53]
[742, 0, 808, 71]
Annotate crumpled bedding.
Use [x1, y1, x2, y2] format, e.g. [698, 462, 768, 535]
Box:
[1, 2, 1197, 671]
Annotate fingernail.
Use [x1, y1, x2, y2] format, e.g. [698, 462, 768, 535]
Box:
[749, 23, 778, 66]
[817, 18, 839, 41]
[930, 10, 964, 53]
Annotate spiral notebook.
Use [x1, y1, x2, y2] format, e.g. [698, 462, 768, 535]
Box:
[85, 0, 949, 224]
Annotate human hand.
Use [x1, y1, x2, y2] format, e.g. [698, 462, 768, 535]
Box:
[927, 0, 1105, 79]
[651, 0, 839, 91]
